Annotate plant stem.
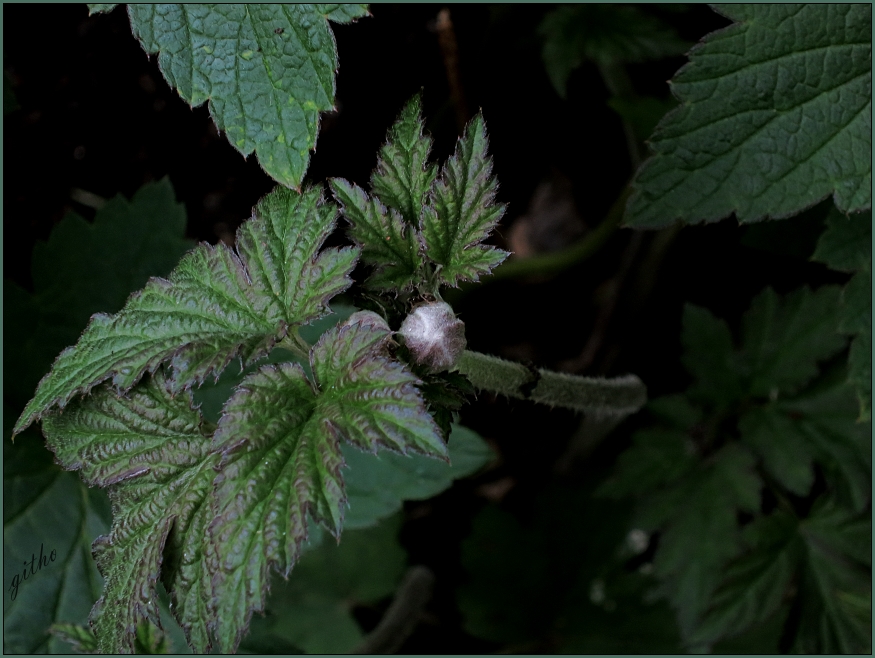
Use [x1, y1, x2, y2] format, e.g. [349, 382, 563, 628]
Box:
[456, 350, 646, 415]
[487, 184, 630, 282]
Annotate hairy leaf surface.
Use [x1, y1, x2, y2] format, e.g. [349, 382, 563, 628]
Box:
[41, 372, 217, 654]
[422, 115, 509, 286]
[91, 4, 369, 189]
[370, 94, 437, 227]
[16, 187, 357, 435]
[330, 178, 423, 291]
[209, 312, 445, 653]
[625, 4, 872, 227]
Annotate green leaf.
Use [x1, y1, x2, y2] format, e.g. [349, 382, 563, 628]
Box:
[681, 304, 744, 407]
[41, 371, 218, 654]
[119, 4, 368, 189]
[370, 94, 438, 227]
[596, 429, 697, 498]
[49, 622, 99, 653]
[796, 498, 872, 653]
[3, 431, 110, 654]
[421, 115, 509, 287]
[779, 381, 871, 513]
[88, 3, 118, 15]
[6, 180, 193, 408]
[740, 286, 846, 397]
[647, 445, 762, 637]
[343, 424, 493, 529]
[15, 186, 358, 435]
[690, 511, 801, 647]
[330, 178, 423, 291]
[250, 515, 406, 654]
[839, 270, 872, 421]
[539, 4, 688, 98]
[739, 406, 815, 496]
[208, 312, 445, 653]
[812, 208, 872, 273]
[625, 4, 872, 228]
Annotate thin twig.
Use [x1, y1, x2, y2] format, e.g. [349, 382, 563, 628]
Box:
[435, 8, 470, 132]
[350, 565, 436, 654]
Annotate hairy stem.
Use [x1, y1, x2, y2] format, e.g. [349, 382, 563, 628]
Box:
[456, 350, 646, 415]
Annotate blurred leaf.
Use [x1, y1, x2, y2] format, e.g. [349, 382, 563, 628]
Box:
[3, 431, 110, 654]
[91, 4, 369, 189]
[5, 179, 193, 407]
[739, 406, 814, 496]
[740, 286, 845, 397]
[625, 4, 871, 227]
[539, 5, 688, 98]
[596, 429, 696, 498]
[607, 95, 678, 142]
[690, 511, 800, 647]
[343, 424, 493, 529]
[739, 200, 830, 260]
[247, 515, 406, 654]
[795, 499, 872, 653]
[812, 208, 873, 273]
[681, 304, 744, 407]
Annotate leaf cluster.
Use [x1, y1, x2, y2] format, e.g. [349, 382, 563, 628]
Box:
[598, 286, 871, 652]
[10, 119, 497, 651]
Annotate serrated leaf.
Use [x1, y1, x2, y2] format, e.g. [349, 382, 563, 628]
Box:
[739, 406, 815, 496]
[370, 94, 438, 227]
[647, 445, 762, 637]
[330, 178, 423, 291]
[839, 269, 872, 421]
[422, 115, 509, 287]
[740, 286, 846, 397]
[250, 515, 406, 654]
[812, 208, 872, 273]
[681, 304, 744, 407]
[208, 312, 445, 653]
[625, 4, 872, 228]
[16, 186, 358, 435]
[40, 371, 218, 654]
[796, 498, 872, 653]
[779, 381, 871, 512]
[539, 4, 688, 98]
[596, 429, 697, 498]
[120, 4, 367, 189]
[6, 180, 193, 409]
[690, 511, 801, 647]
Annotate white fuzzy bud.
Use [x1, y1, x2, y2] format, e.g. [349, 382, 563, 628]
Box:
[398, 302, 466, 371]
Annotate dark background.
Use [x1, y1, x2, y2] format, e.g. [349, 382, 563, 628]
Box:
[3, 4, 848, 652]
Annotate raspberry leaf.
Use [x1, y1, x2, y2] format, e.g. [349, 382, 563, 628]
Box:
[625, 4, 872, 227]
[41, 371, 218, 654]
[209, 312, 445, 652]
[90, 4, 369, 189]
[15, 187, 358, 435]
[330, 178, 424, 291]
[422, 115, 509, 287]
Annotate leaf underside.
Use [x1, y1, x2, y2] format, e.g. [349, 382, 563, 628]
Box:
[15, 187, 358, 435]
[93, 3, 368, 189]
[625, 4, 872, 227]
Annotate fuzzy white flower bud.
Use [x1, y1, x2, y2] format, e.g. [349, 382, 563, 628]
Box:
[398, 301, 466, 371]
